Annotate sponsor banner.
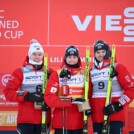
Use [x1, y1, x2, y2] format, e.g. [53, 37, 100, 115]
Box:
[49, 0, 134, 45]
[0, 111, 17, 126]
[0, 1, 134, 132]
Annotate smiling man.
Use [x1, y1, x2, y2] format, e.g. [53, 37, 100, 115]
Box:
[89, 40, 134, 134]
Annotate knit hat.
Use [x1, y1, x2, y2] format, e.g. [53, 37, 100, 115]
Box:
[65, 46, 79, 58]
[28, 39, 44, 58]
[94, 40, 110, 59]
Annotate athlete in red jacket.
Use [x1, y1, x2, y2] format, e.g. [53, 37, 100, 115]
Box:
[4, 39, 53, 134]
[44, 46, 87, 134]
[89, 40, 134, 134]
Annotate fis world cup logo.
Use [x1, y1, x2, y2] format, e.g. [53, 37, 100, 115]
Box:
[0, 10, 23, 39]
[72, 7, 134, 42]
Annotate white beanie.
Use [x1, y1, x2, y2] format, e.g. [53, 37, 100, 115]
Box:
[28, 39, 44, 58]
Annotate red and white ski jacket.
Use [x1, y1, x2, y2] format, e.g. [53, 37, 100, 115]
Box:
[44, 60, 85, 130]
[89, 61, 134, 123]
[4, 57, 53, 124]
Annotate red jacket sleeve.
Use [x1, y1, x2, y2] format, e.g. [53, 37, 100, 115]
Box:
[44, 71, 72, 108]
[116, 64, 134, 106]
[3, 68, 27, 102]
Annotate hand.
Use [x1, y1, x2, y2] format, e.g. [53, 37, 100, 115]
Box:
[71, 98, 85, 104]
[85, 109, 91, 116]
[24, 92, 44, 102]
[60, 68, 71, 79]
[42, 102, 50, 111]
[110, 66, 118, 78]
[103, 102, 123, 116]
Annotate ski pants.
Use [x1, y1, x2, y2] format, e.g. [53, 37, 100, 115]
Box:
[54, 128, 83, 134]
[93, 121, 124, 134]
[17, 123, 41, 134]
[17, 123, 50, 134]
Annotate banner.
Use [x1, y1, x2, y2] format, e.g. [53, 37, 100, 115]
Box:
[0, 111, 17, 126]
[0, 0, 134, 132]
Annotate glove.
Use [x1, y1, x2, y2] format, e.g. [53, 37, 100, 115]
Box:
[71, 98, 85, 104]
[42, 102, 50, 111]
[110, 66, 118, 78]
[60, 68, 71, 79]
[24, 92, 44, 102]
[85, 109, 92, 116]
[103, 102, 123, 116]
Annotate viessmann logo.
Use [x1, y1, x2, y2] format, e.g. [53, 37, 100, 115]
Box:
[72, 7, 134, 42]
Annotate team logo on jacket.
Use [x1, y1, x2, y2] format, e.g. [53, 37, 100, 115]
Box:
[125, 75, 131, 82]
[50, 87, 57, 93]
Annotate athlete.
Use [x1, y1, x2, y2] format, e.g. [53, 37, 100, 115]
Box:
[89, 40, 134, 134]
[44, 46, 89, 134]
[4, 39, 53, 134]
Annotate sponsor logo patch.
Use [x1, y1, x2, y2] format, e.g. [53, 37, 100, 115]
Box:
[50, 87, 57, 93]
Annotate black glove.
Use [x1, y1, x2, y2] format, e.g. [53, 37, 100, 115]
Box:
[42, 102, 50, 111]
[85, 109, 92, 116]
[24, 92, 44, 102]
[60, 68, 71, 79]
[110, 66, 118, 78]
[103, 102, 123, 116]
[71, 98, 85, 104]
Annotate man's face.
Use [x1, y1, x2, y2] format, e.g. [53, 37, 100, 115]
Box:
[95, 49, 106, 62]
